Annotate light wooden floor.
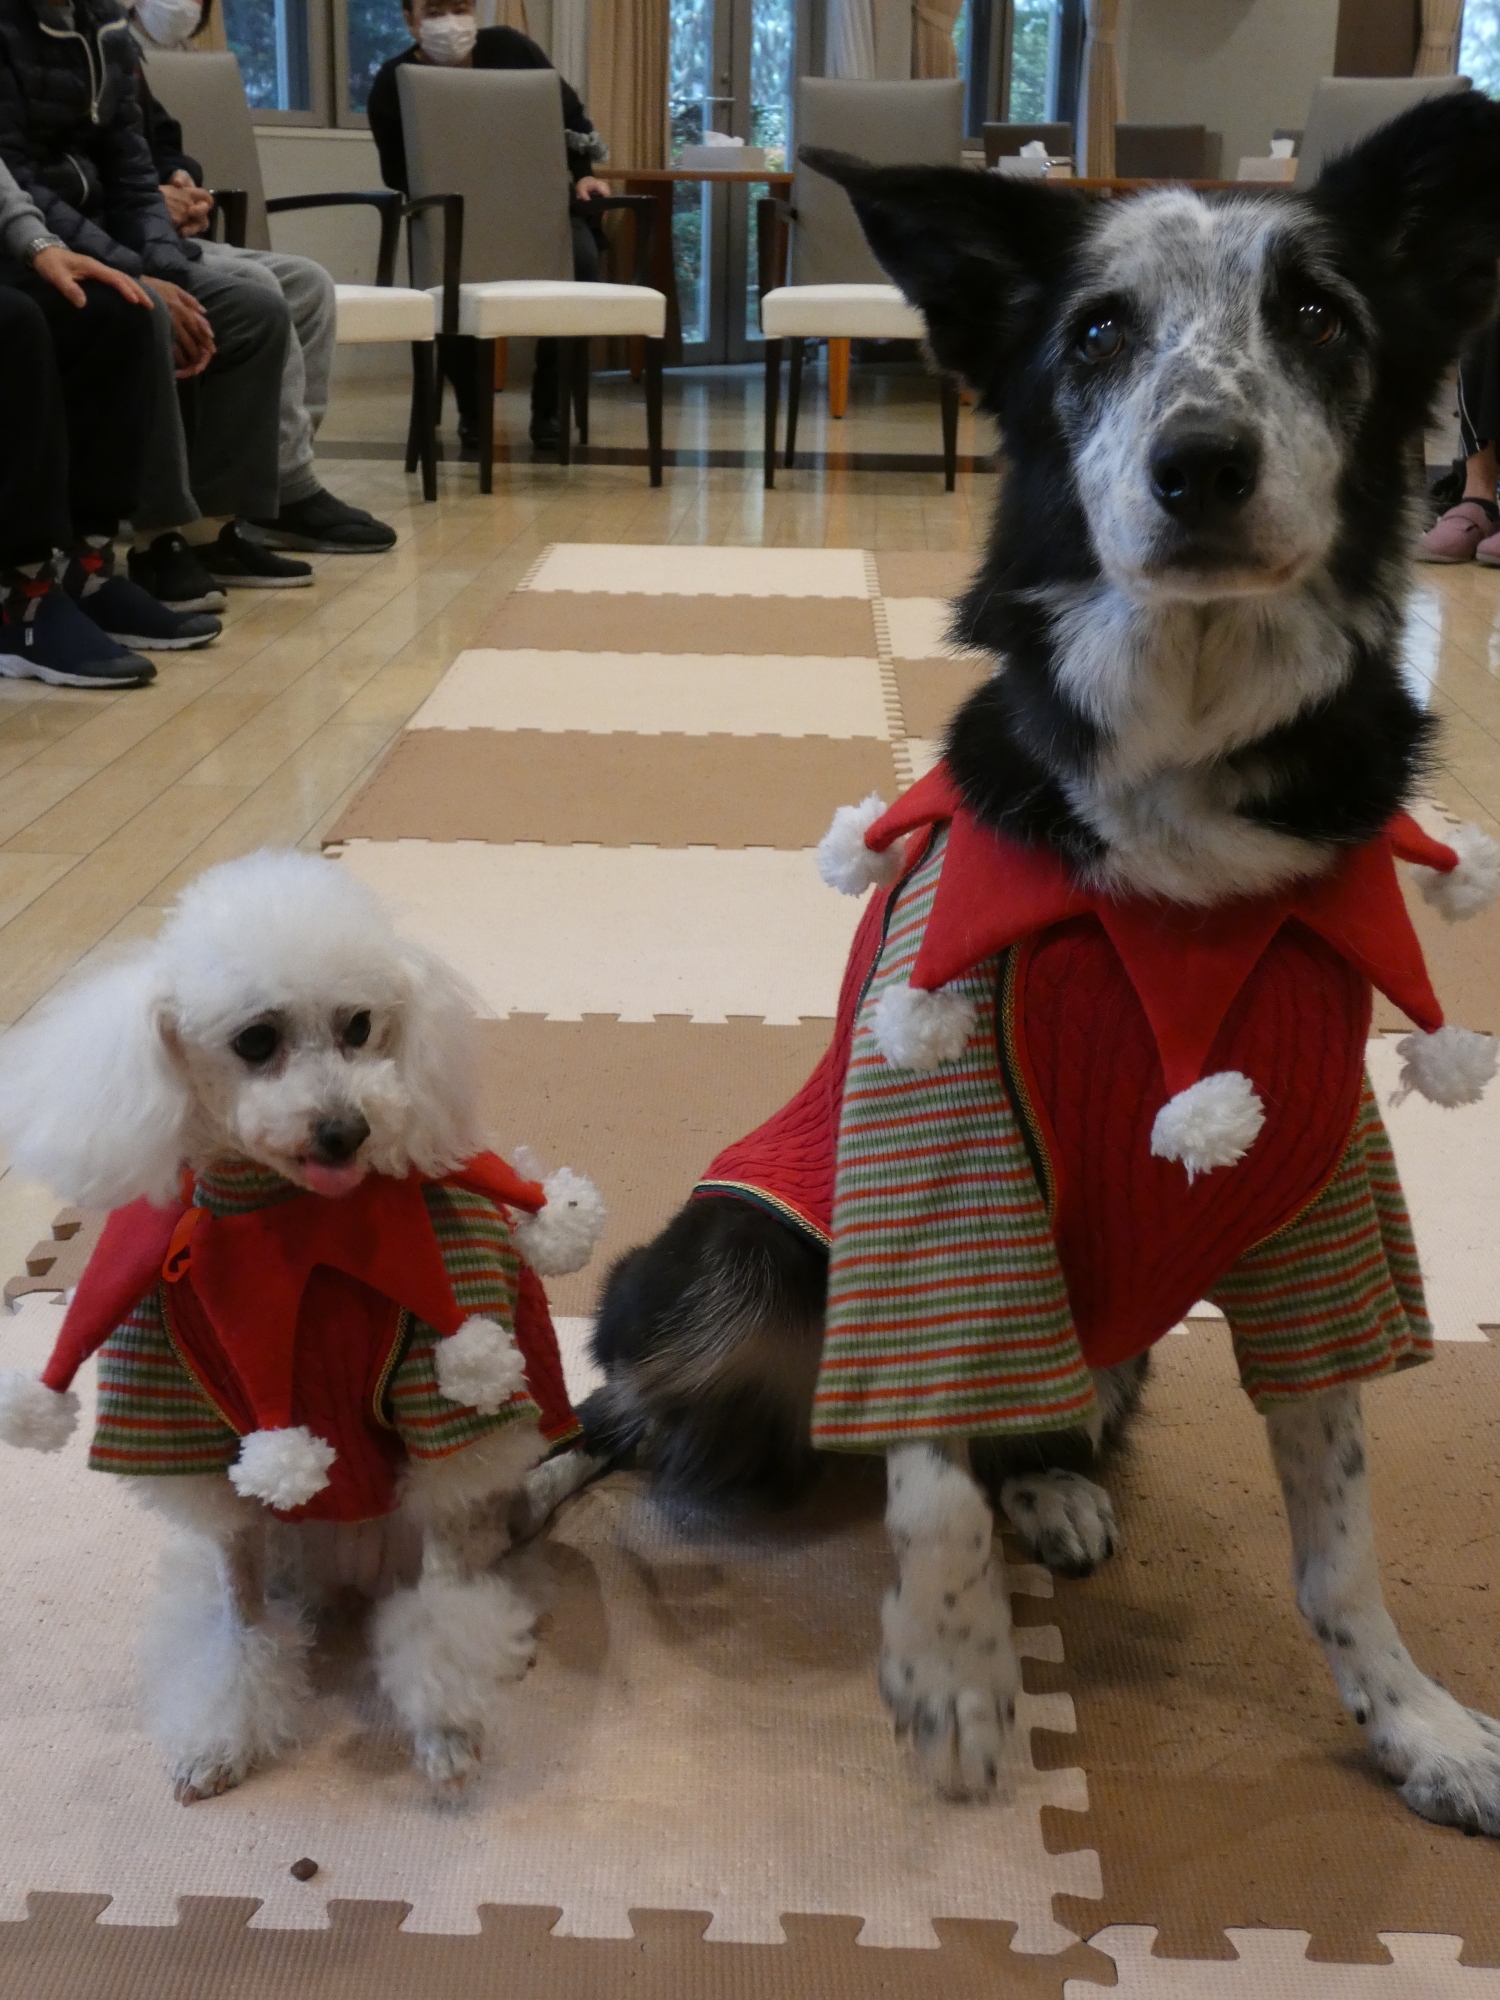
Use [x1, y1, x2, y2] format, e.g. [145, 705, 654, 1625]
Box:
[1, 363, 1499, 1266]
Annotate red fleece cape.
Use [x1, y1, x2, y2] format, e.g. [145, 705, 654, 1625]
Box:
[699, 771, 1459, 1256]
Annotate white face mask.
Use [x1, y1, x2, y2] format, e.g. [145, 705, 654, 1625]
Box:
[134, 0, 203, 46]
[417, 11, 477, 63]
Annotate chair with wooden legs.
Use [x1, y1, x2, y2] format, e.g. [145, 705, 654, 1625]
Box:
[757, 77, 963, 489]
[398, 67, 668, 489]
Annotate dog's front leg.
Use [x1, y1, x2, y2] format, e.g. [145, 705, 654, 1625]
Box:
[372, 1509, 538, 1799]
[1266, 1385, 1500, 1835]
[879, 1441, 1021, 1799]
[137, 1482, 309, 1804]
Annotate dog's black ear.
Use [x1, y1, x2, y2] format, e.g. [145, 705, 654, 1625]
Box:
[799, 147, 1091, 393]
[1307, 92, 1500, 403]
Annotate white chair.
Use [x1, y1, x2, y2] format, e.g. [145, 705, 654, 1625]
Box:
[757, 78, 965, 491]
[143, 50, 455, 501]
[398, 67, 669, 490]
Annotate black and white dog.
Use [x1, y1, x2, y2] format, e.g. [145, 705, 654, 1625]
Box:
[584, 96, 1500, 1832]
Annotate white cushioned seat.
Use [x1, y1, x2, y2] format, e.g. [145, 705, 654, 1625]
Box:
[435, 280, 668, 339]
[334, 284, 437, 344]
[760, 283, 925, 341]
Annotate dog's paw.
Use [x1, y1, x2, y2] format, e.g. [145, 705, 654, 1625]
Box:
[999, 1469, 1117, 1576]
[879, 1575, 1021, 1800]
[171, 1754, 250, 1805]
[414, 1724, 484, 1799]
[1367, 1683, 1500, 1836]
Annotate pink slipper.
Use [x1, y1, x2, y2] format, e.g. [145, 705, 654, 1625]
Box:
[1417, 499, 1499, 563]
[1477, 525, 1500, 568]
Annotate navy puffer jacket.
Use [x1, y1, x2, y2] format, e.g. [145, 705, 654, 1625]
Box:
[0, 0, 196, 276]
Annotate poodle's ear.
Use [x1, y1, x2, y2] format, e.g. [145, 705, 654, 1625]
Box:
[393, 944, 485, 1175]
[0, 951, 192, 1208]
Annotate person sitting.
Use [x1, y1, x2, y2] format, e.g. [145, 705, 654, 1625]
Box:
[0, 0, 310, 611]
[0, 162, 217, 685]
[0, 156, 223, 683]
[365, 0, 609, 456]
[1419, 315, 1500, 566]
[129, 0, 396, 555]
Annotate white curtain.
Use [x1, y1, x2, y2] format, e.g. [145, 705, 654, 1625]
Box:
[1414, 0, 1463, 74]
[551, 0, 590, 95]
[826, 0, 876, 78]
[1082, 0, 1123, 178]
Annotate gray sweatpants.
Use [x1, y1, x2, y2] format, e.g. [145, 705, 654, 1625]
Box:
[194, 240, 336, 505]
[134, 251, 288, 530]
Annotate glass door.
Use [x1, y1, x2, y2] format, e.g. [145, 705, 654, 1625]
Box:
[669, 0, 797, 364]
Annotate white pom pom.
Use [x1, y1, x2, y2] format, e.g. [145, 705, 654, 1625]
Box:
[0, 1372, 78, 1453]
[511, 1165, 607, 1277]
[871, 982, 977, 1070]
[1391, 1025, 1498, 1108]
[1412, 822, 1500, 922]
[816, 795, 902, 896]
[228, 1426, 336, 1510]
[1149, 1071, 1266, 1183]
[435, 1314, 526, 1414]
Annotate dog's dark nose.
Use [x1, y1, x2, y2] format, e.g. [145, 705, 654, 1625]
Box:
[309, 1112, 370, 1164]
[1149, 425, 1261, 524]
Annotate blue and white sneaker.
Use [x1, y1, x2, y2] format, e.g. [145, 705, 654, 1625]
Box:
[0, 574, 155, 689]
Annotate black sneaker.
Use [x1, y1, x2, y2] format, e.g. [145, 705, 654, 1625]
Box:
[128, 533, 229, 615]
[201, 523, 313, 589]
[61, 547, 220, 651]
[0, 576, 155, 688]
[529, 415, 562, 455]
[248, 488, 397, 554]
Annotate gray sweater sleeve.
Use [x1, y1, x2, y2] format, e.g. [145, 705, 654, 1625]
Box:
[0, 155, 58, 263]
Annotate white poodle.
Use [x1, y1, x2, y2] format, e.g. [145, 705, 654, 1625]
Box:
[0, 849, 604, 1802]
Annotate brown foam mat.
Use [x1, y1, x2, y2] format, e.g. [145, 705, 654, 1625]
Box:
[326, 733, 899, 851]
[874, 552, 976, 600]
[1024, 1329, 1500, 1963]
[2, 1208, 95, 1310]
[894, 657, 991, 741]
[474, 1015, 833, 1314]
[475, 594, 880, 658]
[0, 1897, 1115, 2000]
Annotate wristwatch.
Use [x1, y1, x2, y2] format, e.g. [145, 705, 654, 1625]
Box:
[23, 233, 65, 265]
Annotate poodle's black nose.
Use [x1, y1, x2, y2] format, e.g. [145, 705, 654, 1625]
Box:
[1149, 423, 1261, 524]
[309, 1112, 370, 1163]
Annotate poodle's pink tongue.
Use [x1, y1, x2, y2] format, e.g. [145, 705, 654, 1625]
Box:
[300, 1160, 368, 1198]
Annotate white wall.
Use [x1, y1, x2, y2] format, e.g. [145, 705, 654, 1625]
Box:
[1121, 0, 1339, 173]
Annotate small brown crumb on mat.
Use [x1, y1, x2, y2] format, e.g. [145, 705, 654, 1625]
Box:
[290, 1858, 318, 1882]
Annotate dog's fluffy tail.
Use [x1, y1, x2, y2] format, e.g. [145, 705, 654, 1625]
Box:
[582, 1195, 830, 1505]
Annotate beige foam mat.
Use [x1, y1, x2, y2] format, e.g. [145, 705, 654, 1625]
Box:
[473, 595, 880, 659]
[0, 1292, 1096, 1953]
[894, 658, 991, 740]
[523, 546, 872, 598]
[334, 842, 863, 1024]
[1025, 1329, 1500, 1966]
[409, 653, 891, 738]
[885, 600, 980, 663]
[325, 734, 899, 851]
[473, 1016, 832, 1314]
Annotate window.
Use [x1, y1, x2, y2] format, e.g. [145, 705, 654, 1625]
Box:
[959, 0, 1084, 138]
[220, 0, 409, 124]
[221, 0, 314, 113]
[1459, 0, 1500, 94]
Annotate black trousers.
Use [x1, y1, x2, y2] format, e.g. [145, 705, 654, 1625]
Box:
[442, 214, 601, 436]
[0, 267, 157, 565]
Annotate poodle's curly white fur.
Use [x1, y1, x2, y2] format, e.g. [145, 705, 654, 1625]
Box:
[0, 850, 600, 1804]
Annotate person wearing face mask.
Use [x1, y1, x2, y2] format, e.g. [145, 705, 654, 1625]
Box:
[365, 0, 609, 457]
[129, 0, 397, 558]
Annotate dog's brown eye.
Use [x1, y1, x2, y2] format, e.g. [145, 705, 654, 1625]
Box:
[1079, 318, 1125, 363]
[1297, 302, 1339, 346]
[232, 1022, 279, 1066]
[344, 1010, 372, 1049]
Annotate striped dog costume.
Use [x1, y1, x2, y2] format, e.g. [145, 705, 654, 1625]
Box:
[701, 766, 1473, 1449]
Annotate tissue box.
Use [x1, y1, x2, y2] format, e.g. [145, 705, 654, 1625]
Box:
[993, 155, 1049, 178]
[678, 144, 768, 170]
[1237, 156, 1296, 183]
